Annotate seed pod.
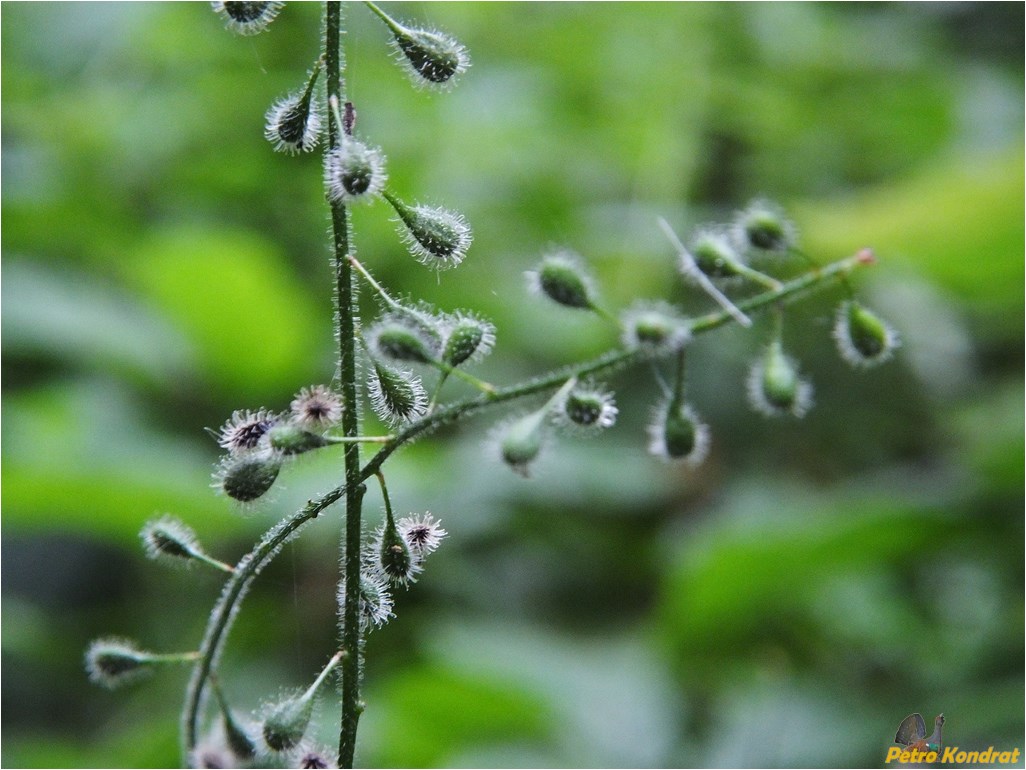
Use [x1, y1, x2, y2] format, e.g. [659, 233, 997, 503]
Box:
[441, 313, 495, 367]
[211, 1, 283, 36]
[325, 138, 387, 204]
[216, 451, 282, 502]
[368, 363, 428, 426]
[388, 195, 472, 269]
[833, 300, 900, 368]
[733, 199, 796, 253]
[526, 250, 601, 311]
[746, 340, 814, 418]
[263, 695, 314, 753]
[647, 399, 710, 467]
[620, 301, 692, 355]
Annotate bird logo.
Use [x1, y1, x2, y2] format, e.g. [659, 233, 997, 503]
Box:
[894, 713, 946, 753]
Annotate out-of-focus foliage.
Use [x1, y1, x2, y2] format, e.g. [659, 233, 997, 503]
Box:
[2, 3, 1022, 768]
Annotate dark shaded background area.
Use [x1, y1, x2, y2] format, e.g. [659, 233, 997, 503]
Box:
[2, 3, 1023, 767]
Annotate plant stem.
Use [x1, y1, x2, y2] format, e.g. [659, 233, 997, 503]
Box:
[324, 3, 366, 767]
[180, 248, 870, 765]
[182, 486, 345, 761]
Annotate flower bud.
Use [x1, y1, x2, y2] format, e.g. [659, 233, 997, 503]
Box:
[621, 301, 692, 355]
[746, 340, 814, 418]
[647, 399, 710, 467]
[265, 63, 323, 154]
[215, 409, 279, 454]
[555, 384, 618, 434]
[685, 227, 745, 280]
[387, 195, 472, 269]
[497, 410, 547, 477]
[833, 300, 900, 368]
[215, 451, 282, 502]
[85, 638, 154, 689]
[267, 424, 330, 455]
[441, 313, 495, 367]
[397, 513, 447, 556]
[290, 385, 343, 432]
[211, 1, 283, 36]
[733, 199, 796, 253]
[325, 138, 386, 205]
[140, 516, 204, 567]
[368, 315, 439, 364]
[368, 363, 428, 426]
[526, 251, 600, 310]
[263, 695, 314, 753]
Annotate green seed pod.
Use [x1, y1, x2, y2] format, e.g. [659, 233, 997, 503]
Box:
[528, 251, 597, 310]
[388, 195, 472, 269]
[734, 199, 796, 253]
[338, 570, 394, 630]
[212, 684, 258, 761]
[262, 695, 314, 753]
[442, 313, 495, 367]
[140, 516, 202, 566]
[368, 363, 428, 426]
[833, 300, 900, 368]
[85, 638, 153, 689]
[648, 400, 710, 466]
[747, 341, 813, 418]
[621, 301, 692, 355]
[687, 227, 745, 280]
[377, 520, 419, 586]
[498, 411, 547, 476]
[264, 61, 323, 154]
[216, 452, 282, 502]
[555, 384, 618, 433]
[267, 424, 330, 455]
[369, 316, 438, 364]
[325, 138, 387, 204]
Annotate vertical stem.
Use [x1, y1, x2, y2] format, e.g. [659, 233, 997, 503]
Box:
[324, 3, 365, 767]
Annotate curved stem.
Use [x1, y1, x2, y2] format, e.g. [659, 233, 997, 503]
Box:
[181, 485, 346, 760]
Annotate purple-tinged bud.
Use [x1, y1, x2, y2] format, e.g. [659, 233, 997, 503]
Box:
[397, 513, 447, 556]
[290, 384, 343, 432]
[215, 409, 279, 454]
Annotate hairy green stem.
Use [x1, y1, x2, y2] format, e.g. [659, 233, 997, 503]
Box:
[323, 3, 367, 767]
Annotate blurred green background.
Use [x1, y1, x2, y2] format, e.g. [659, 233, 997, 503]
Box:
[2, 2, 1023, 767]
